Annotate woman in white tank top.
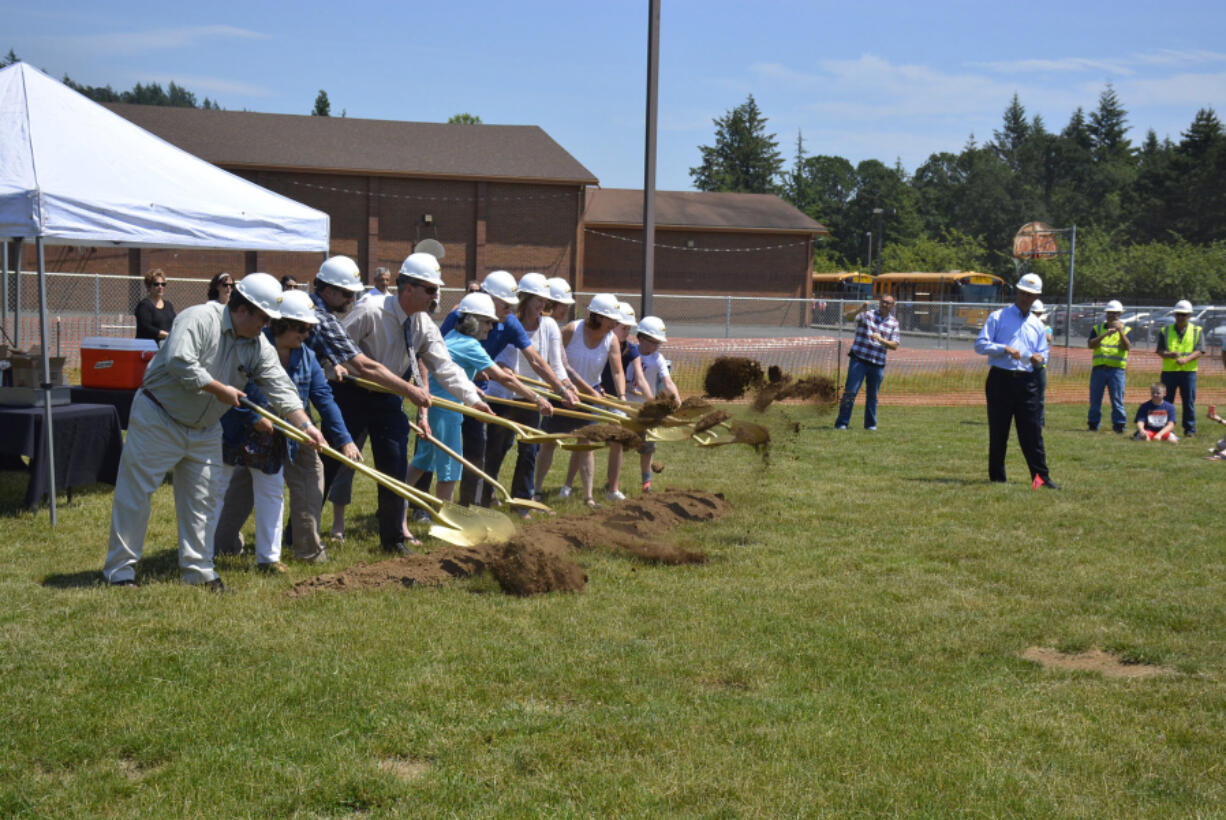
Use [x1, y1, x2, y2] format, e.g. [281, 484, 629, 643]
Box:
[485, 274, 578, 511]
[536, 293, 624, 507]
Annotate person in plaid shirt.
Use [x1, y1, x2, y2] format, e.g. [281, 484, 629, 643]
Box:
[835, 294, 901, 430]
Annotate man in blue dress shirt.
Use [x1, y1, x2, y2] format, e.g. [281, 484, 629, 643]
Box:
[974, 273, 1060, 489]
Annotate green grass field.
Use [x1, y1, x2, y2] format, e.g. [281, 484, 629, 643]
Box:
[1, 403, 1224, 817]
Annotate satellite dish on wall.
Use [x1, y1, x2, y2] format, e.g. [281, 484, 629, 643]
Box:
[415, 239, 446, 259]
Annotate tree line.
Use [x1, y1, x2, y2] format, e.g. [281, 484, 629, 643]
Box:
[691, 92, 1226, 303]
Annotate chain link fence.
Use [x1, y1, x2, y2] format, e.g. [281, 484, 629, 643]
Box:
[4, 269, 1221, 407]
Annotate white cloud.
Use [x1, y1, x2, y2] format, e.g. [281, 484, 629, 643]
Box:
[53, 26, 268, 57]
[1132, 49, 1226, 67]
[1115, 72, 1226, 108]
[970, 57, 1134, 75]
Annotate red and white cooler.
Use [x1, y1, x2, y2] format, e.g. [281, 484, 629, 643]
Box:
[80, 337, 159, 389]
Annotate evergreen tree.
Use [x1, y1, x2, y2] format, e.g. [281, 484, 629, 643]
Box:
[689, 94, 784, 193]
[312, 90, 331, 117]
[448, 113, 482, 124]
[0, 49, 18, 68]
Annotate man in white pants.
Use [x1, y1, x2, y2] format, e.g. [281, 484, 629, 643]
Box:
[102, 273, 326, 590]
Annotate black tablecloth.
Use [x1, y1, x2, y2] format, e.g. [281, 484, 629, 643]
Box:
[0, 403, 123, 508]
[70, 387, 138, 429]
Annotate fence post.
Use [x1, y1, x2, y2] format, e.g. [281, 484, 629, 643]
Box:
[724, 296, 731, 339]
[94, 274, 101, 336]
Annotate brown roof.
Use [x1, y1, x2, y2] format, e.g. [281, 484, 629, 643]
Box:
[585, 188, 827, 235]
[106, 104, 598, 184]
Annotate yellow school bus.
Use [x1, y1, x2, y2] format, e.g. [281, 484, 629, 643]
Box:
[874, 271, 1005, 331]
[811, 271, 875, 301]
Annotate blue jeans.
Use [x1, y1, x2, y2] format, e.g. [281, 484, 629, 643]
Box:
[1088, 366, 1127, 429]
[1161, 371, 1197, 433]
[483, 403, 540, 505]
[836, 356, 885, 429]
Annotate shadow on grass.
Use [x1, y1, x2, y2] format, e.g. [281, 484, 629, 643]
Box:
[42, 548, 182, 589]
[903, 476, 981, 486]
[0, 472, 117, 519]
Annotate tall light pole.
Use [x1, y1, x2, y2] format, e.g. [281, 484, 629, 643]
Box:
[640, 0, 660, 316]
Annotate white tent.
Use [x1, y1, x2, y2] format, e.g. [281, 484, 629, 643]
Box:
[0, 61, 331, 523]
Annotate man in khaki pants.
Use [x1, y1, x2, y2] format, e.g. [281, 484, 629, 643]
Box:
[102, 273, 325, 591]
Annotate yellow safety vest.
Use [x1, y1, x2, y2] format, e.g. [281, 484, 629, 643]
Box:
[1161, 324, 1202, 372]
[1091, 323, 1130, 369]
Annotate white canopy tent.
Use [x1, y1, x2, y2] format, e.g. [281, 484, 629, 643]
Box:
[0, 62, 330, 524]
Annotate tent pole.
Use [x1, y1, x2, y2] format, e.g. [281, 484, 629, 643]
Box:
[36, 237, 56, 526]
[13, 238, 21, 349]
[2, 239, 8, 347]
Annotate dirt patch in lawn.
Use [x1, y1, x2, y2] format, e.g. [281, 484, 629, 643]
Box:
[1021, 647, 1173, 679]
[290, 489, 730, 598]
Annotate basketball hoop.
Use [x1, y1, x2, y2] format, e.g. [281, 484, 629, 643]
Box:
[1012, 221, 1059, 260]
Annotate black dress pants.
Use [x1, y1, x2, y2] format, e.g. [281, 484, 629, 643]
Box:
[986, 367, 1050, 483]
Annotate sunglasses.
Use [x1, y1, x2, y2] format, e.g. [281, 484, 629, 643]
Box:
[152, 282, 166, 288]
[284, 320, 311, 334]
[220, 282, 234, 289]
[416, 284, 439, 296]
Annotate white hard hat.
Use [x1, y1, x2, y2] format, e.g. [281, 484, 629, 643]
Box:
[588, 293, 623, 321]
[316, 256, 365, 293]
[277, 289, 319, 325]
[234, 272, 284, 320]
[635, 315, 668, 342]
[1017, 273, 1043, 294]
[617, 301, 637, 327]
[517, 272, 551, 300]
[547, 277, 575, 305]
[399, 252, 444, 287]
[1105, 299, 1124, 314]
[481, 270, 520, 305]
[1173, 299, 1193, 314]
[1030, 300, 1046, 316]
[457, 292, 499, 322]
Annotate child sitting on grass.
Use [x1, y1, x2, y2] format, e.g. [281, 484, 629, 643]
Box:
[1133, 382, 1178, 443]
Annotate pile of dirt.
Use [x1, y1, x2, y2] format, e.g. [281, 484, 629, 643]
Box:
[574, 423, 643, 449]
[693, 410, 731, 433]
[673, 396, 713, 419]
[634, 395, 680, 425]
[752, 374, 839, 412]
[290, 489, 731, 598]
[703, 357, 764, 399]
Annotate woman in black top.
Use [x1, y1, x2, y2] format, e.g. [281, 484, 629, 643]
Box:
[133, 269, 175, 342]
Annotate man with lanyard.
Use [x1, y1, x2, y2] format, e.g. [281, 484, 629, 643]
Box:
[1087, 299, 1132, 433]
[1157, 299, 1204, 437]
[439, 269, 570, 507]
[102, 272, 327, 590]
[337, 252, 493, 552]
[835, 293, 901, 430]
[974, 273, 1059, 490]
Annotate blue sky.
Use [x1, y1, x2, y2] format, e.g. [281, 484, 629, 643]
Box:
[9, 1, 1226, 191]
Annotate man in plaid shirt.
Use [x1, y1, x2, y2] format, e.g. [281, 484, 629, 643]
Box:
[835, 294, 901, 430]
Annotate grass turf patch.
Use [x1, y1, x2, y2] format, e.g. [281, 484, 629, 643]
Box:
[0, 403, 1224, 816]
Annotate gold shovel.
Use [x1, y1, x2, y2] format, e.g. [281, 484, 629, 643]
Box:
[240, 400, 515, 546]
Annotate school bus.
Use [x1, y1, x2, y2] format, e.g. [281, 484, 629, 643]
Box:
[873, 271, 1005, 331]
[811, 272, 875, 301]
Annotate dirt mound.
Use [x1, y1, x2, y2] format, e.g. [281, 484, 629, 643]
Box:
[693, 410, 731, 433]
[703, 357, 764, 399]
[574, 423, 643, 449]
[291, 490, 730, 598]
[634, 395, 680, 425]
[1021, 647, 1172, 679]
[673, 396, 713, 419]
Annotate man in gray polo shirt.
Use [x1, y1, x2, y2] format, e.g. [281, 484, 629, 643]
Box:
[102, 273, 326, 590]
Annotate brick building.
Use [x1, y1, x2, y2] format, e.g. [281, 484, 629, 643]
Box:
[582, 188, 826, 298]
[6, 104, 825, 317]
[17, 105, 597, 313]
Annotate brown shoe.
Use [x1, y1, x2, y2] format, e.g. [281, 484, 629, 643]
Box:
[257, 561, 288, 574]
